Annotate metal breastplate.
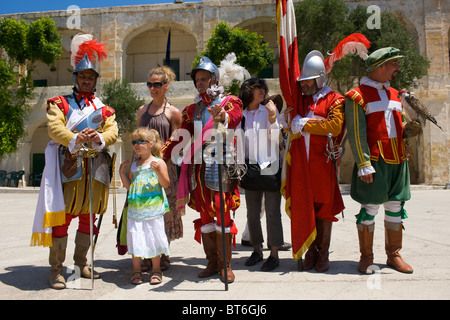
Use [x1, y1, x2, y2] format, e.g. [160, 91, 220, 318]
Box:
[192, 94, 233, 192]
[203, 142, 233, 192]
[59, 95, 112, 186]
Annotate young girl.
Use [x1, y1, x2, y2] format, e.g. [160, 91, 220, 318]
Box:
[119, 128, 170, 285]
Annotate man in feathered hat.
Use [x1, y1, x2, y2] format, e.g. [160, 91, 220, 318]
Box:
[283, 34, 370, 272]
[345, 47, 413, 274]
[31, 34, 118, 289]
[162, 57, 243, 283]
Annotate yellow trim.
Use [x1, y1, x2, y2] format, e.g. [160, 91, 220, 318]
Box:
[30, 232, 53, 247]
[285, 150, 291, 166]
[369, 55, 401, 69]
[377, 139, 401, 164]
[288, 132, 302, 142]
[349, 91, 365, 108]
[292, 228, 317, 261]
[43, 210, 66, 228]
[391, 138, 400, 163]
[285, 196, 291, 218]
[353, 101, 365, 165]
[357, 161, 372, 169]
[280, 178, 287, 198]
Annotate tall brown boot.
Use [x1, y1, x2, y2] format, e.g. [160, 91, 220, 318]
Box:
[357, 223, 375, 274]
[197, 231, 219, 278]
[74, 231, 100, 279]
[301, 240, 318, 271]
[49, 236, 68, 290]
[216, 231, 235, 283]
[385, 221, 413, 273]
[315, 218, 332, 272]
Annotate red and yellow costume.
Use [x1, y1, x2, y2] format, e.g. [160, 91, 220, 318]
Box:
[163, 93, 242, 282]
[163, 95, 242, 230]
[282, 86, 345, 261]
[47, 94, 117, 237]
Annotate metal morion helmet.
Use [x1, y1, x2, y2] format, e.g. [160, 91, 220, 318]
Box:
[73, 53, 99, 76]
[70, 34, 108, 90]
[298, 50, 327, 89]
[191, 56, 220, 85]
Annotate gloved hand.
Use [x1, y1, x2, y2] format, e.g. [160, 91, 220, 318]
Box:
[403, 120, 421, 138]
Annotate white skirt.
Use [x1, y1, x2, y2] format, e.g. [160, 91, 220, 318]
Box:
[127, 216, 170, 259]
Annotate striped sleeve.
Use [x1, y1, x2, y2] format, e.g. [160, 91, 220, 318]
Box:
[344, 97, 372, 169]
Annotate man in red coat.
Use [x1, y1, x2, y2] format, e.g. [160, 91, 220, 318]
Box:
[284, 50, 345, 272]
[162, 57, 242, 283]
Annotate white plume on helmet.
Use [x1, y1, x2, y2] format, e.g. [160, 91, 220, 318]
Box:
[218, 52, 250, 94]
[70, 34, 94, 68]
[218, 52, 250, 87]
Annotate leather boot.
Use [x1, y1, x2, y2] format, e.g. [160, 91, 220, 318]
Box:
[301, 241, 318, 271]
[357, 223, 375, 274]
[216, 231, 235, 283]
[315, 218, 332, 272]
[197, 231, 219, 278]
[74, 231, 100, 279]
[49, 236, 67, 290]
[385, 221, 413, 273]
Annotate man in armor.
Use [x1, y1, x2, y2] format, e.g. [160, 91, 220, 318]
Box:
[162, 57, 243, 283]
[31, 34, 118, 289]
[285, 50, 345, 272]
[345, 47, 413, 274]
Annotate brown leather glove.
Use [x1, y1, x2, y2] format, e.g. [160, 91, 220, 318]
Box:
[403, 120, 421, 138]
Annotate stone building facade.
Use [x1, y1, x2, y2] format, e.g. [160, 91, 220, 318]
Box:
[0, 0, 448, 187]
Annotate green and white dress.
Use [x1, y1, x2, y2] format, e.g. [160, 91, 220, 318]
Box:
[126, 159, 170, 259]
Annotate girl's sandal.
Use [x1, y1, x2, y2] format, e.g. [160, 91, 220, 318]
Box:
[131, 271, 143, 285]
[150, 270, 163, 285]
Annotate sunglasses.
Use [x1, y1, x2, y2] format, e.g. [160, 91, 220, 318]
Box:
[147, 81, 167, 88]
[132, 139, 150, 145]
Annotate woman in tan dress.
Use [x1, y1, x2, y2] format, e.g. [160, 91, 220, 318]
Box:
[137, 66, 183, 270]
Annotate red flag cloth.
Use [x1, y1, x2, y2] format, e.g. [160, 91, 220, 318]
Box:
[277, 0, 316, 261]
[276, 0, 301, 113]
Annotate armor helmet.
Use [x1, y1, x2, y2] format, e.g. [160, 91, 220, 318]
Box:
[191, 56, 220, 86]
[298, 50, 327, 89]
[73, 54, 99, 90]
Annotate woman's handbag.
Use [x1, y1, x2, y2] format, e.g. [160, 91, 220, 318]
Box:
[238, 114, 281, 192]
[239, 160, 281, 192]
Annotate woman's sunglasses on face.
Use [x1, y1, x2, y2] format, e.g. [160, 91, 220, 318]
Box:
[147, 81, 167, 88]
[132, 139, 150, 145]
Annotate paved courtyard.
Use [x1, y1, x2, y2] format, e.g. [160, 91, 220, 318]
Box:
[0, 186, 449, 304]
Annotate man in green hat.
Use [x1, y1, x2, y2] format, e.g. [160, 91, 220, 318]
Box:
[344, 47, 413, 274]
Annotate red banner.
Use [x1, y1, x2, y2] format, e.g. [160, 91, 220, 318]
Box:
[277, 0, 315, 261]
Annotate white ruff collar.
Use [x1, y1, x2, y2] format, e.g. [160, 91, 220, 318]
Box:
[194, 85, 224, 103]
[361, 77, 390, 90]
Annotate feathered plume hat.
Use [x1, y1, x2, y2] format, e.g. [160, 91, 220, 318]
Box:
[218, 52, 250, 96]
[324, 33, 371, 73]
[298, 33, 370, 89]
[70, 33, 108, 77]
